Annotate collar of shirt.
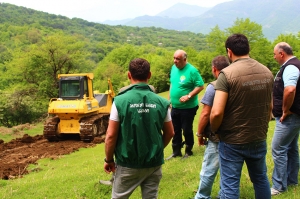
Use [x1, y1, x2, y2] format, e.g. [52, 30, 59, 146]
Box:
[281, 56, 296, 67]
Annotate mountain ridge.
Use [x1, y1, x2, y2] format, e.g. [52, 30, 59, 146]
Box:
[103, 0, 300, 40]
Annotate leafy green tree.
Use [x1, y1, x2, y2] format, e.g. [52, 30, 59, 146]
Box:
[15, 32, 91, 99]
[0, 88, 47, 127]
[226, 18, 265, 44]
[0, 33, 93, 126]
[194, 51, 216, 83]
[250, 38, 275, 73]
[93, 44, 141, 92]
[145, 48, 173, 93]
[206, 25, 227, 54]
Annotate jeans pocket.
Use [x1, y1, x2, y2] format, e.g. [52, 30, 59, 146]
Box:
[219, 142, 242, 162]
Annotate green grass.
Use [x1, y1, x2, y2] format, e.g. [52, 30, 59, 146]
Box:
[0, 123, 44, 142]
[0, 89, 299, 198]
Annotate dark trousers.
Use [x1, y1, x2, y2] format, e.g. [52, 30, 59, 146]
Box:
[171, 106, 198, 146]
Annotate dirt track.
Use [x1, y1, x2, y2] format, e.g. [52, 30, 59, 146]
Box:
[0, 134, 105, 180]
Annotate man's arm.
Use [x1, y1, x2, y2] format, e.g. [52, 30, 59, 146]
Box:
[210, 90, 228, 132]
[280, 85, 296, 122]
[181, 86, 204, 103]
[189, 86, 204, 98]
[168, 84, 172, 101]
[269, 96, 273, 121]
[197, 104, 211, 145]
[104, 119, 119, 173]
[162, 121, 175, 148]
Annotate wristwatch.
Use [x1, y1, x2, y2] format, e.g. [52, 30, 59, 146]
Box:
[187, 94, 191, 99]
[104, 158, 114, 163]
[196, 132, 202, 137]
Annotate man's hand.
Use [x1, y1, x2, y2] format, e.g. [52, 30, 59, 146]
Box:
[280, 110, 293, 122]
[281, 85, 296, 122]
[104, 162, 116, 174]
[196, 133, 207, 146]
[179, 95, 189, 103]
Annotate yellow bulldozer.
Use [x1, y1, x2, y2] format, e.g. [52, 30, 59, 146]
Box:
[43, 73, 115, 142]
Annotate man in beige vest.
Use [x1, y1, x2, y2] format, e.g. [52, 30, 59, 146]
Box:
[210, 33, 273, 199]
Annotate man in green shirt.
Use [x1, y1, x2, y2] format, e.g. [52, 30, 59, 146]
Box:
[167, 49, 204, 159]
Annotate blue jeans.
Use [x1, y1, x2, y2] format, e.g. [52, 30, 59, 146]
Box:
[171, 106, 198, 146]
[219, 140, 270, 199]
[271, 114, 300, 192]
[195, 141, 220, 199]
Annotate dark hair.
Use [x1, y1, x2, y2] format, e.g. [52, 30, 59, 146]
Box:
[278, 44, 293, 55]
[212, 55, 230, 71]
[225, 33, 250, 56]
[129, 58, 150, 80]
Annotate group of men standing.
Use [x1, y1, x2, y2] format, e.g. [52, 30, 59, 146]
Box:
[103, 33, 300, 199]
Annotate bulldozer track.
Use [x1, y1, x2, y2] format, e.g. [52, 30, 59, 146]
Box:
[43, 116, 60, 141]
[80, 113, 109, 142]
[43, 114, 109, 142]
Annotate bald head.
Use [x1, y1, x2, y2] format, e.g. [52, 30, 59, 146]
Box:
[173, 49, 188, 69]
[273, 42, 294, 65]
[174, 50, 187, 58]
[274, 42, 293, 55]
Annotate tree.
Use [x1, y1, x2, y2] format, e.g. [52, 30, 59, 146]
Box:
[93, 44, 141, 92]
[206, 25, 227, 55]
[14, 32, 91, 99]
[194, 51, 216, 83]
[226, 18, 265, 44]
[0, 32, 93, 126]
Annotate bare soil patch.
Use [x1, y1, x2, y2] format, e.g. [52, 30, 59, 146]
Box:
[0, 134, 105, 180]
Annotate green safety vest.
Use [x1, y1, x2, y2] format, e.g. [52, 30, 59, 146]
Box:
[114, 83, 170, 168]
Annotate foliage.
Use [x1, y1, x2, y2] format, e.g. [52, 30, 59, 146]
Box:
[0, 89, 47, 127]
[16, 32, 92, 98]
[0, 3, 300, 126]
[206, 25, 227, 55]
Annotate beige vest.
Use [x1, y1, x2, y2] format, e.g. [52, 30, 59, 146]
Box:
[218, 58, 273, 144]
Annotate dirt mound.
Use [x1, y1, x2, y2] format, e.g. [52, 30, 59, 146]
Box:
[0, 134, 105, 180]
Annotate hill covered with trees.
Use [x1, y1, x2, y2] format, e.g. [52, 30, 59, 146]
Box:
[0, 3, 300, 127]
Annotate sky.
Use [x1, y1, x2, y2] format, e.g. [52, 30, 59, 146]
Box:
[1, 0, 232, 22]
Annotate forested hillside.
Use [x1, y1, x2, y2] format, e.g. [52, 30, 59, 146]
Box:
[0, 3, 300, 127]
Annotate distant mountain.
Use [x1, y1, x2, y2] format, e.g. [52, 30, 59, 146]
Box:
[102, 3, 209, 26]
[102, 0, 300, 40]
[101, 18, 132, 26]
[156, 3, 210, 18]
[189, 0, 300, 40]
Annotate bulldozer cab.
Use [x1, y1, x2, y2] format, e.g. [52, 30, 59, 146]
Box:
[59, 75, 90, 100]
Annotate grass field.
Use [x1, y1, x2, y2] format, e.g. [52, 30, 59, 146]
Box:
[0, 89, 299, 199]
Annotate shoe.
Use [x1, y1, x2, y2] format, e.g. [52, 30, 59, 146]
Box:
[181, 153, 192, 159]
[99, 177, 114, 186]
[270, 188, 281, 196]
[165, 144, 182, 160]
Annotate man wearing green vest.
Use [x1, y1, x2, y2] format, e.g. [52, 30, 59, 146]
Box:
[103, 58, 174, 199]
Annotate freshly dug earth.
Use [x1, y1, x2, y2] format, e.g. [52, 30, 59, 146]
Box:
[0, 134, 105, 180]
